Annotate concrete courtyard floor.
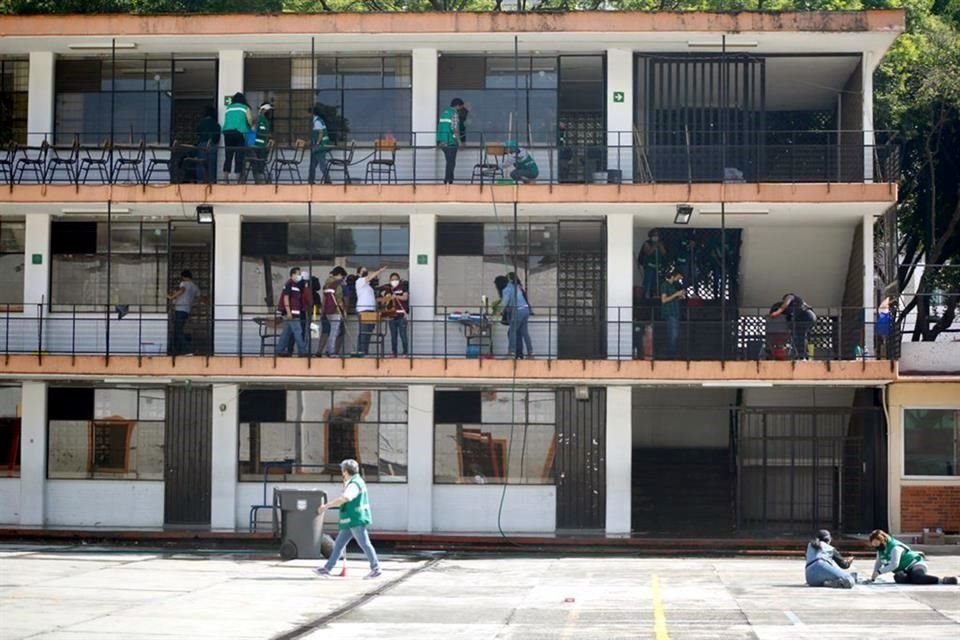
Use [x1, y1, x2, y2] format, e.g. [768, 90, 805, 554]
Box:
[0, 544, 958, 640]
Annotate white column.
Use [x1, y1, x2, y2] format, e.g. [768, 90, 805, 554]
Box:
[407, 384, 434, 533]
[23, 213, 51, 318]
[412, 48, 439, 183]
[408, 213, 436, 356]
[213, 212, 242, 354]
[862, 213, 876, 355]
[606, 48, 634, 182]
[607, 213, 634, 358]
[19, 381, 47, 526]
[862, 52, 875, 182]
[210, 384, 239, 531]
[217, 50, 245, 125]
[27, 51, 55, 146]
[605, 386, 632, 537]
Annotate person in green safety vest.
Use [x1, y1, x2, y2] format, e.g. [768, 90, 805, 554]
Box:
[437, 97, 467, 184]
[221, 92, 253, 183]
[313, 459, 381, 580]
[505, 140, 539, 184]
[868, 529, 958, 585]
[309, 103, 332, 185]
[251, 101, 272, 184]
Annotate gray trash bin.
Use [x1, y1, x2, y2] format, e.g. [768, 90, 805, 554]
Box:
[275, 488, 335, 560]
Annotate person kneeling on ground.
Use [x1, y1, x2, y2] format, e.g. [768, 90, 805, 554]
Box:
[868, 529, 958, 585]
[505, 140, 539, 184]
[805, 529, 855, 588]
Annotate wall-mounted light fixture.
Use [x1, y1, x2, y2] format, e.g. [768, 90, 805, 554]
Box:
[674, 204, 694, 225]
[196, 205, 214, 225]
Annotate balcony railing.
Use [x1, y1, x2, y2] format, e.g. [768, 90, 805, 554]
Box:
[0, 303, 898, 365]
[0, 130, 900, 187]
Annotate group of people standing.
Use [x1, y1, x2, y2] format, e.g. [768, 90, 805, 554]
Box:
[276, 265, 409, 359]
[184, 93, 334, 185]
[805, 528, 958, 589]
[436, 97, 539, 184]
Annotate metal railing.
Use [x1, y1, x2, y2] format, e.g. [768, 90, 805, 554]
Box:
[0, 303, 899, 365]
[1, 130, 900, 187]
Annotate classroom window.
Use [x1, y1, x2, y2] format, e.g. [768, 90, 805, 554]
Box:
[0, 59, 28, 144]
[0, 386, 21, 478]
[0, 220, 24, 305]
[47, 387, 165, 480]
[904, 409, 960, 476]
[238, 388, 408, 482]
[434, 388, 556, 485]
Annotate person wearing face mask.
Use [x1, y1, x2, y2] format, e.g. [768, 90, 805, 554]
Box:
[384, 273, 409, 357]
[355, 265, 387, 356]
[276, 267, 307, 357]
[320, 267, 347, 357]
[868, 529, 958, 585]
[639, 229, 666, 300]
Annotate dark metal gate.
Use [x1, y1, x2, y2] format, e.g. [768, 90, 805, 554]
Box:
[557, 221, 606, 359]
[735, 406, 885, 534]
[555, 387, 606, 532]
[164, 385, 212, 527]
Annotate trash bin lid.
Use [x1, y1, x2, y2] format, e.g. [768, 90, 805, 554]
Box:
[274, 487, 328, 510]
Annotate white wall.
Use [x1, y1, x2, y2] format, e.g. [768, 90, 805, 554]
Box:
[606, 386, 632, 536]
[19, 381, 46, 526]
[632, 388, 734, 448]
[211, 384, 238, 530]
[236, 482, 409, 532]
[432, 485, 555, 533]
[45, 481, 164, 528]
[0, 479, 21, 525]
[26, 51, 54, 146]
[606, 48, 633, 181]
[738, 226, 854, 310]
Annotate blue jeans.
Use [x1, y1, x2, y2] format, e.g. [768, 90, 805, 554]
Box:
[323, 525, 380, 572]
[664, 315, 679, 359]
[389, 315, 408, 355]
[643, 266, 659, 299]
[508, 306, 532, 357]
[309, 149, 329, 184]
[276, 318, 306, 355]
[805, 559, 854, 587]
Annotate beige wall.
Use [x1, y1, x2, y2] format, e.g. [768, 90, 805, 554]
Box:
[886, 381, 960, 533]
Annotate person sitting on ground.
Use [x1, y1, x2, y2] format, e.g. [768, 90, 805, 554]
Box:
[868, 529, 958, 585]
[804, 529, 855, 589]
[504, 140, 539, 184]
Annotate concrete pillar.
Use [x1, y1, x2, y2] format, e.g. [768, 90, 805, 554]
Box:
[606, 49, 634, 182]
[605, 385, 632, 537]
[19, 381, 47, 526]
[862, 52, 875, 182]
[217, 50, 245, 124]
[408, 213, 436, 356]
[210, 384, 239, 531]
[862, 213, 876, 355]
[23, 213, 51, 318]
[213, 213, 242, 354]
[27, 51, 55, 146]
[411, 49, 439, 182]
[607, 213, 634, 358]
[406, 384, 434, 533]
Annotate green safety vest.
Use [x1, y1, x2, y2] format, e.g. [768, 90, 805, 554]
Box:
[312, 116, 331, 149]
[515, 150, 538, 173]
[223, 103, 250, 133]
[879, 537, 924, 573]
[339, 475, 372, 530]
[437, 106, 459, 147]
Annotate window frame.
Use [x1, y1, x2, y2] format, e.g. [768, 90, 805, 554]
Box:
[433, 388, 557, 486]
[901, 406, 960, 480]
[0, 219, 25, 307]
[0, 59, 29, 145]
[237, 388, 409, 484]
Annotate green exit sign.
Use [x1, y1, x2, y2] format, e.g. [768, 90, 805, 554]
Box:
[417, 254, 428, 265]
[32, 254, 42, 265]
[613, 91, 625, 103]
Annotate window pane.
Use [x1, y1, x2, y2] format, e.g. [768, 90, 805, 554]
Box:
[486, 57, 529, 90]
[383, 56, 412, 89]
[339, 57, 382, 89]
[0, 254, 24, 304]
[904, 409, 959, 476]
[315, 58, 337, 90]
[436, 256, 482, 310]
[342, 89, 411, 140]
[336, 224, 380, 255]
[379, 390, 408, 422]
[381, 224, 409, 255]
[484, 223, 527, 257]
[434, 422, 554, 484]
[0, 221, 24, 252]
[51, 255, 106, 307]
[527, 255, 558, 309]
[531, 58, 558, 89]
[47, 419, 164, 480]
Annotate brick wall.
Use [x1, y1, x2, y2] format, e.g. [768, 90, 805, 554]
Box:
[901, 485, 960, 532]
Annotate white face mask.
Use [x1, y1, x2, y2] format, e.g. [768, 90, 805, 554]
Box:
[391, 280, 400, 288]
[301, 271, 309, 280]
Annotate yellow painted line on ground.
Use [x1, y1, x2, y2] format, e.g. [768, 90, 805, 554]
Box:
[651, 574, 671, 640]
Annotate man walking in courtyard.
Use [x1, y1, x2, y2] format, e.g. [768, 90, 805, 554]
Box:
[314, 459, 381, 580]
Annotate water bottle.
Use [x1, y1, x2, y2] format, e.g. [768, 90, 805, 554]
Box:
[854, 345, 863, 359]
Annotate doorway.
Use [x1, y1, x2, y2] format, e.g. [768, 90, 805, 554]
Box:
[557, 56, 605, 183]
[168, 221, 213, 356]
[163, 385, 212, 528]
[557, 220, 606, 359]
[555, 387, 606, 533]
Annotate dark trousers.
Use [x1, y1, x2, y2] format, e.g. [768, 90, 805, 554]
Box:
[894, 564, 942, 585]
[223, 130, 246, 175]
[196, 148, 217, 184]
[172, 311, 191, 355]
[664, 315, 679, 359]
[309, 149, 329, 184]
[358, 321, 375, 355]
[441, 146, 458, 184]
[389, 316, 408, 355]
